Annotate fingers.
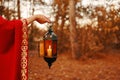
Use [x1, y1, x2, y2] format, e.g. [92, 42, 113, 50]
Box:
[36, 15, 51, 24]
[43, 16, 51, 23]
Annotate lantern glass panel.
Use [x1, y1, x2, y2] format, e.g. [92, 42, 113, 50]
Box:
[44, 40, 52, 57]
[39, 39, 44, 57]
[52, 40, 57, 56]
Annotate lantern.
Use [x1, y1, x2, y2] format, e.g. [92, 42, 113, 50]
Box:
[39, 25, 57, 69]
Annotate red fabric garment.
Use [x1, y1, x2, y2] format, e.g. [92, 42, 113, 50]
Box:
[0, 16, 28, 80]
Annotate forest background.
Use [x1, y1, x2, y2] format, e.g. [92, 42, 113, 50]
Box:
[0, 0, 120, 80]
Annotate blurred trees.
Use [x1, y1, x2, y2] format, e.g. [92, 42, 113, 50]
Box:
[75, 4, 120, 56]
[53, 0, 120, 58]
[1, 0, 120, 58]
[69, 0, 79, 58]
[17, 0, 20, 19]
[53, 0, 69, 53]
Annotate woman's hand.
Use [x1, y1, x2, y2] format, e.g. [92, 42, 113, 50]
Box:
[22, 14, 51, 25]
[35, 14, 51, 24]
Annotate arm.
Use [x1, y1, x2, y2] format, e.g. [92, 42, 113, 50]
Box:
[21, 14, 51, 25]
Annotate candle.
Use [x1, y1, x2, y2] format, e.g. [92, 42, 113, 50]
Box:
[47, 45, 52, 57]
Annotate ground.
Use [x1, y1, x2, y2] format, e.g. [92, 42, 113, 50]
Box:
[28, 49, 120, 80]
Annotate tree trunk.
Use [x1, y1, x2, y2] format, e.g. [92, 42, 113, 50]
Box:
[0, 0, 4, 16]
[69, 0, 79, 59]
[17, 0, 20, 19]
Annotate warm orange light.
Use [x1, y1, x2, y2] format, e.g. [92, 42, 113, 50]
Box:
[40, 40, 44, 56]
[47, 45, 52, 57]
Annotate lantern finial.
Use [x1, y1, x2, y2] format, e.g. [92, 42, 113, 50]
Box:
[48, 63, 52, 69]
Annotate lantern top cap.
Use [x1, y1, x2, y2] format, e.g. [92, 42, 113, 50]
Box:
[48, 25, 53, 32]
[44, 23, 57, 40]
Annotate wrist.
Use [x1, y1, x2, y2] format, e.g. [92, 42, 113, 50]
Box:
[21, 19, 28, 26]
[24, 19, 28, 25]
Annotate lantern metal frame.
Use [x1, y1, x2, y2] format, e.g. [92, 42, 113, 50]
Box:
[39, 25, 58, 68]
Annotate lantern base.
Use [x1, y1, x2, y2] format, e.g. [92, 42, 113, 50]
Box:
[44, 57, 57, 69]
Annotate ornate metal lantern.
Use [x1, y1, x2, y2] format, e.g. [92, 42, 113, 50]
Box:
[39, 25, 57, 69]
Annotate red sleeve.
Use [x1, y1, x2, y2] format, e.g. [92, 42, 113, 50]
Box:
[0, 16, 23, 53]
[0, 16, 23, 30]
[0, 16, 26, 80]
[0, 16, 7, 25]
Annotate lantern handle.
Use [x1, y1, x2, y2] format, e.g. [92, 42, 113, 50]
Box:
[47, 23, 53, 32]
[47, 22, 53, 27]
[49, 23, 53, 28]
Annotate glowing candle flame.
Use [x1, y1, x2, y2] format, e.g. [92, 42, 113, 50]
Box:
[47, 45, 52, 57]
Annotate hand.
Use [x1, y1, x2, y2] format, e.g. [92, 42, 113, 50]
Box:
[35, 14, 51, 24]
[23, 14, 51, 25]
